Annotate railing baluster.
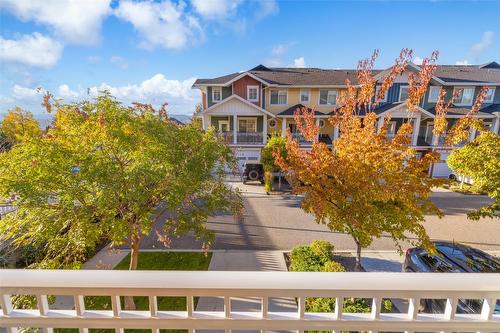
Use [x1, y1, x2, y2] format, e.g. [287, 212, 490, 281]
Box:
[149, 296, 158, 317]
[112, 295, 121, 317]
[0, 294, 13, 315]
[37, 295, 53, 333]
[187, 295, 194, 317]
[334, 297, 343, 319]
[298, 296, 305, 319]
[444, 297, 457, 320]
[224, 296, 231, 318]
[480, 298, 495, 321]
[370, 297, 381, 319]
[262, 296, 268, 319]
[73, 295, 88, 333]
[407, 297, 419, 320]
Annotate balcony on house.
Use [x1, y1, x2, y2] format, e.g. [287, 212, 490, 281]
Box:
[237, 132, 263, 144]
[1, 270, 499, 332]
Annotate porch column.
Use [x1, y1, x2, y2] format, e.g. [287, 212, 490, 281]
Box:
[492, 114, 500, 134]
[432, 133, 439, 146]
[377, 116, 384, 133]
[333, 125, 339, 140]
[263, 114, 268, 144]
[233, 115, 237, 144]
[469, 128, 477, 142]
[202, 114, 209, 130]
[281, 118, 287, 137]
[315, 118, 320, 141]
[411, 114, 421, 146]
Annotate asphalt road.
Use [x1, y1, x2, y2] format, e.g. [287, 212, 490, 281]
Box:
[141, 181, 500, 252]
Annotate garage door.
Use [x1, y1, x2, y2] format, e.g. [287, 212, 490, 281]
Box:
[432, 151, 452, 178]
[235, 149, 261, 171]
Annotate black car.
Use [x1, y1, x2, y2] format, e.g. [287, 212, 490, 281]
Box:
[404, 241, 500, 314]
[242, 163, 264, 184]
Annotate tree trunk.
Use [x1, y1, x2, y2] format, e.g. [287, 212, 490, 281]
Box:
[354, 239, 362, 272]
[124, 230, 140, 310]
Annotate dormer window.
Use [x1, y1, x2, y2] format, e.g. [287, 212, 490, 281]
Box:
[247, 86, 259, 102]
[453, 87, 475, 106]
[212, 87, 221, 103]
[484, 87, 495, 103]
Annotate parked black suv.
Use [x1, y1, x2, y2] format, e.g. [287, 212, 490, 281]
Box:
[404, 241, 500, 314]
[242, 163, 264, 184]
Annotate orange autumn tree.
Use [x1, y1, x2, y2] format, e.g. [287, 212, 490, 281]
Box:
[275, 49, 479, 271]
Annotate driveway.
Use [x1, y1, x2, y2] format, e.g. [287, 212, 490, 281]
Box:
[142, 180, 500, 252]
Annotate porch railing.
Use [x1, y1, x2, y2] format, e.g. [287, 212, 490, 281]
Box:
[237, 132, 263, 144]
[1, 270, 499, 332]
[219, 131, 233, 144]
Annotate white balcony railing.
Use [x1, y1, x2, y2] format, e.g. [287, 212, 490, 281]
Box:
[237, 132, 263, 144]
[1, 270, 499, 332]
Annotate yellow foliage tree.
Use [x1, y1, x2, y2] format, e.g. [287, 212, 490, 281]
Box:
[1, 107, 41, 143]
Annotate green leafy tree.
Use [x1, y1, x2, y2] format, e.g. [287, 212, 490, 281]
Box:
[260, 135, 287, 192]
[447, 129, 500, 219]
[1, 106, 41, 143]
[0, 93, 241, 309]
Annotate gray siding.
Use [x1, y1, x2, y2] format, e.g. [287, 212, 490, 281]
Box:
[207, 86, 233, 108]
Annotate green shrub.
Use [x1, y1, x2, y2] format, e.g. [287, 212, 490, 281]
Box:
[323, 260, 345, 272]
[310, 240, 334, 263]
[290, 245, 324, 272]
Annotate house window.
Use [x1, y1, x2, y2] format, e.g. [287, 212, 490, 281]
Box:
[218, 120, 230, 132]
[375, 85, 388, 102]
[268, 119, 277, 128]
[247, 86, 259, 102]
[399, 86, 409, 102]
[428, 86, 441, 103]
[270, 90, 287, 105]
[212, 87, 221, 103]
[319, 90, 337, 105]
[300, 89, 310, 103]
[453, 87, 475, 105]
[484, 87, 495, 103]
[238, 118, 257, 133]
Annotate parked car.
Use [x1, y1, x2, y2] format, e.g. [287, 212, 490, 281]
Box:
[242, 163, 264, 184]
[404, 241, 500, 314]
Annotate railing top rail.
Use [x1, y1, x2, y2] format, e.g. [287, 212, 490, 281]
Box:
[1, 270, 500, 293]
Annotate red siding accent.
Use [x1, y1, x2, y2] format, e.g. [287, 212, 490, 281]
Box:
[202, 92, 207, 110]
[233, 75, 261, 106]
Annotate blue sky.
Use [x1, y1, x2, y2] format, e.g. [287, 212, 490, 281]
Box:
[1, 0, 499, 116]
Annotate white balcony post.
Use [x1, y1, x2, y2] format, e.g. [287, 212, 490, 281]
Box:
[315, 118, 320, 141]
[377, 116, 384, 133]
[333, 125, 339, 140]
[432, 133, 439, 146]
[233, 115, 237, 144]
[263, 114, 268, 144]
[281, 117, 287, 137]
[492, 114, 500, 134]
[202, 114, 209, 130]
[411, 114, 421, 146]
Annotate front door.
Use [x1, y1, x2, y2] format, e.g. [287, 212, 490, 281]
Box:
[219, 120, 230, 132]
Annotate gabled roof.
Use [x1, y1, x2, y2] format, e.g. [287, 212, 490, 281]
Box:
[204, 94, 275, 117]
[277, 104, 330, 116]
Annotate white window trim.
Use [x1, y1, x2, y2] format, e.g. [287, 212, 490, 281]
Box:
[300, 88, 310, 104]
[387, 121, 397, 134]
[484, 87, 496, 103]
[452, 86, 475, 106]
[268, 119, 277, 128]
[428, 86, 441, 103]
[398, 86, 409, 102]
[270, 90, 288, 105]
[212, 87, 222, 103]
[247, 85, 259, 102]
[237, 117, 258, 132]
[375, 85, 388, 102]
[318, 90, 338, 106]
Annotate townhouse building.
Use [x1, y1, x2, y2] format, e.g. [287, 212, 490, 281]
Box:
[193, 62, 500, 177]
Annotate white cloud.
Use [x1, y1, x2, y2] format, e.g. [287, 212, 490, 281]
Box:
[115, 0, 203, 50]
[272, 44, 288, 57]
[0, 0, 111, 45]
[255, 0, 278, 20]
[58, 84, 79, 99]
[413, 56, 423, 65]
[471, 31, 493, 56]
[293, 57, 306, 68]
[456, 60, 470, 65]
[0, 32, 63, 68]
[110, 56, 129, 70]
[12, 84, 44, 101]
[191, 0, 243, 20]
[88, 56, 101, 64]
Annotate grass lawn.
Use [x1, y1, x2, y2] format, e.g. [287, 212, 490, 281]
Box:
[57, 251, 212, 333]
